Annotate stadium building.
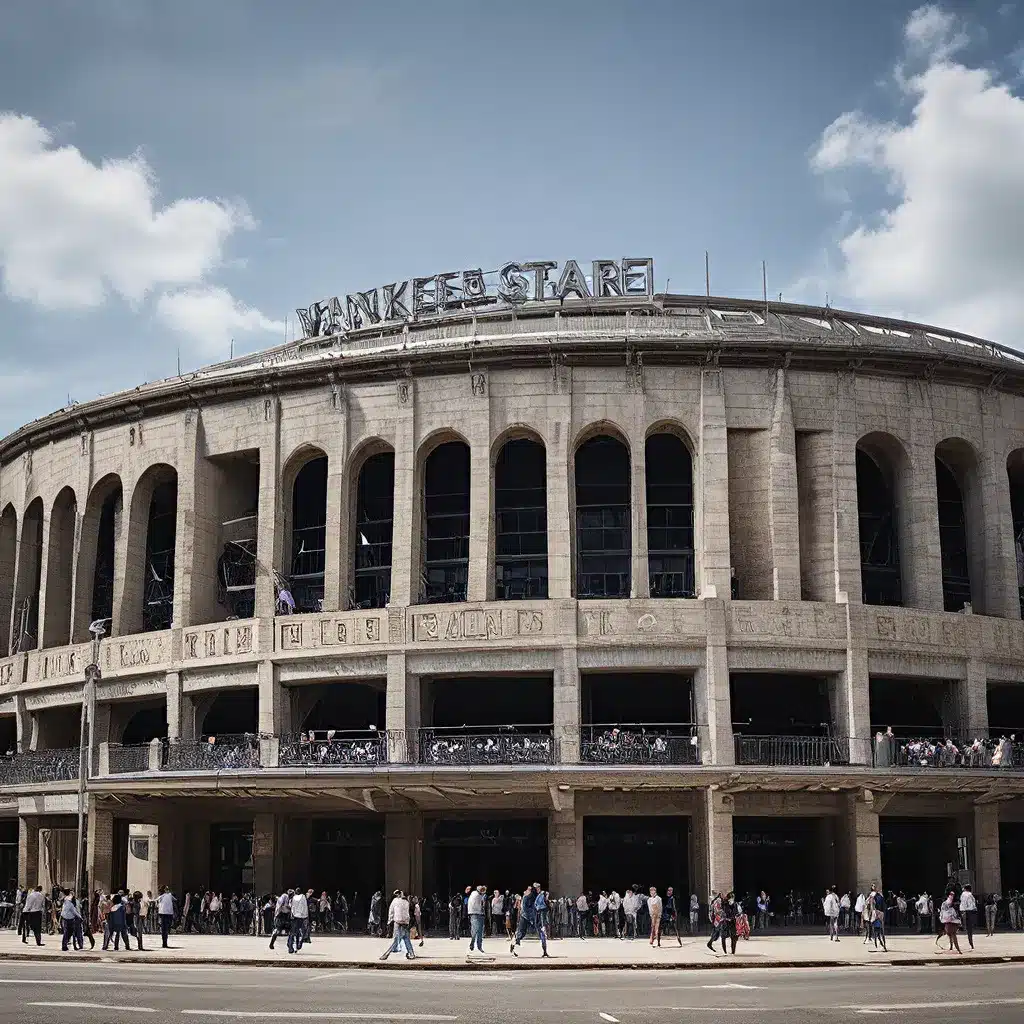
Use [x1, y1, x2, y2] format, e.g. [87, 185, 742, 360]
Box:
[2, 258, 1024, 903]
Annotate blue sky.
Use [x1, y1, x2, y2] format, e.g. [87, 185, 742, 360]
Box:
[1, 1, 1023, 433]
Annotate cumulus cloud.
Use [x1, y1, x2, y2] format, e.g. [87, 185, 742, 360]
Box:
[156, 287, 284, 357]
[809, 6, 1024, 345]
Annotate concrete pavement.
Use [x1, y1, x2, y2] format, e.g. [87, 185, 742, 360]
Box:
[3, 927, 1024, 970]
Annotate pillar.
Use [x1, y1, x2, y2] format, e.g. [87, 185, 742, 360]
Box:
[32, 511, 51, 651]
[322, 418, 349, 613]
[546, 383, 572, 600]
[253, 812, 277, 897]
[549, 804, 582, 897]
[973, 803, 1001, 894]
[905, 381, 943, 610]
[980, 401, 1019, 619]
[694, 788, 733, 901]
[87, 799, 114, 895]
[14, 693, 27, 753]
[833, 605, 871, 764]
[467, 376, 492, 603]
[389, 381, 416, 606]
[768, 369, 801, 600]
[963, 658, 989, 738]
[553, 646, 579, 763]
[157, 823, 184, 895]
[258, 660, 289, 737]
[385, 812, 422, 895]
[847, 791, 882, 895]
[695, 599, 732, 765]
[18, 817, 39, 886]
[630, 423, 649, 600]
[255, 416, 281, 622]
[698, 369, 731, 597]
[165, 670, 184, 742]
[831, 371, 861, 604]
[173, 409, 208, 629]
[385, 651, 419, 763]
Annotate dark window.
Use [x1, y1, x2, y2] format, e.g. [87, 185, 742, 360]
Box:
[645, 433, 695, 598]
[936, 457, 971, 612]
[91, 489, 120, 625]
[576, 436, 630, 598]
[1009, 458, 1024, 617]
[495, 439, 548, 600]
[856, 449, 902, 606]
[422, 442, 470, 603]
[143, 480, 176, 632]
[354, 452, 394, 609]
[290, 457, 328, 613]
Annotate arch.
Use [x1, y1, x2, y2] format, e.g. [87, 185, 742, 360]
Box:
[74, 474, 122, 641]
[41, 486, 77, 648]
[645, 431, 695, 598]
[123, 464, 178, 635]
[495, 435, 548, 600]
[571, 419, 630, 455]
[351, 444, 395, 609]
[936, 437, 982, 613]
[644, 418, 697, 457]
[288, 450, 328, 613]
[855, 432, 908, 607]
[490, 424, 546, 466]
[298, 682, 385, 733]
[119, 702, 168, 745]
[1008, 449, 1024, 616]
[12, 498, 44, 653]
[575, 433, 631, 598]
[199, 689, 258, 737]
[0, 505, 16, 656]
[419, 438, 471, 603]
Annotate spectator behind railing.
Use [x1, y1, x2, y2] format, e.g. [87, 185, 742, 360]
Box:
[281, 730, 388, 767]
[582, 726, 699, 765]
[874, 729, 1016, 769]
[420, 729, 553, 766]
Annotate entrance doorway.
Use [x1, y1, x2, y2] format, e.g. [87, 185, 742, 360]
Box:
[733, 816, 832, 910]
[310, 819, 385, 901]
[1000, 822, 1024, 892]
[210, 824, 254, 895]
[880, 817, 957, 897]
[427, 818, 547, 898]
[583, 816, 689, 895]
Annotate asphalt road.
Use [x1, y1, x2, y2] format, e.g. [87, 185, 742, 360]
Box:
[0, 960, 1023, 1023]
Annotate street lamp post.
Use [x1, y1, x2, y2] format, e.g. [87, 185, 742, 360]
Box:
[74, 619, 106, 898]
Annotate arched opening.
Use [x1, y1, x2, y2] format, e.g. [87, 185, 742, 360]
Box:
[421, 440, 470, 603]
[120, 703, 168, 744]
[289, 454, 328, 613]
[90, 481, 121, 630]
[142, 471, 177, 632]
[645, 431, 695, 598]
[494, 437, 548, 600]
[353, 450, 394, 609]
[935, 442, 976, 613]
[41, 487, 77, 647]
[1008, 450, 1024, 617]
[210, 451, 260, 622]
[575, 434, 630, 598]
[855, 441, 903, 606]
[12, 498, 43, 653]
[199, 689, 258, 738]
[0, 506, 16, 657]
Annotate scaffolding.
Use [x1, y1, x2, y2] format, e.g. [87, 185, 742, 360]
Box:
[217, 513, 258, 619]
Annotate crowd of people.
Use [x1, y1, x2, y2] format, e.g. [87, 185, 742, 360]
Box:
[419, 734, 554, 766]
[582, 728, 698, 765]
[873, 729, 1017, 769]
[281, 733, 387, 767]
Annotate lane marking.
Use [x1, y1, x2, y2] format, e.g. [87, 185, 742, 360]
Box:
[0, 979, 222, 990]
[29, 1002, 156, 1012]
[848, 999, 1024, 1012]
[702, 984, 760, 990]
[599, 1015, 620, 1023]
[181, 1014, 458, 1021]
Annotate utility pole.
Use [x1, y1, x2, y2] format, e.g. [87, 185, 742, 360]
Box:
[75, 619, 107, 898]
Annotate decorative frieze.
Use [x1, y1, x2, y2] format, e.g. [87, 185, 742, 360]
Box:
[278, 612, 385, 651]
[95, 678, 164, 701]
[183, 621, 256, 661]
[104, 633, 170, 672]
[728, 603, 845, 643]
[578, 601, 705, 642]
[411, 606, 544, 643]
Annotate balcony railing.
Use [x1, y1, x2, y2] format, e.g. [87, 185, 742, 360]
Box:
[161, 734, 261, 772]
[874, 734, 1020, 770]
[581, 724, 700, 765]
[279, 730, 405, 767]
[418, 727, 556, 766]
[0, 748, 80, 786]
[734, 734, 851, 767]
[109, 743, 152, 774]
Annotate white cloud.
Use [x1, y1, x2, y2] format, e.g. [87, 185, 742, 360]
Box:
[809, 9, 1024, 345]
[157, 287, 284, 357]
[0, 113, 253, 310]
[904, 5, 968, 62]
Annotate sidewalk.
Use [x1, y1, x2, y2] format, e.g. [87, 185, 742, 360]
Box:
[3, 929, 1024, 970]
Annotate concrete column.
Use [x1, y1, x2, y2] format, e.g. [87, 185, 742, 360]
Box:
[32, 512, 51, 650]
[87, 800, 114, 895]
[18, 817, 39, 886]
[322, 418, 349, 613]
[694, 788, 733, 902]
[630, 424, 649, 599]
[173, 409, 210, 630]
[980, 402, 1018, 619]
[14, 694, 28, 753]
[831, 372, 861, 604]
[795, 431, 836, 602]
[385, 651, 419, 763]
[847, 791, 882, 895]
[253, 812, 277, 897]
[695, 599, 732, 765]
[257, 660, 289, 737]
[255, 420, 281, 622]
[769, 369, 801, 600]
[389, 383, 416, 606]
[98, 741, 110, 776]
[905, 382, 943, 611]
[467, 379, 492, 603]
[833, 605, 871, 764]
[553, 646, 580, 763]
[165, 670, 184, 742]
[973, 803, 1001, 894]
[546, 390, 572, 600]
[549, 804, 582, 897]
[698, 370, 731, 597]
[962, 658, 989, 738]
[385, 812, 423, 895]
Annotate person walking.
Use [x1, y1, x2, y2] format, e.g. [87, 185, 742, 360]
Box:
[663, 887, 683, 946]
[107, 894, 131, 951]
[412, 896, 425, 948]
[288, 888, 308, 953]
[959, 885, 977, 950]
[823, 887, 841, 942]
[648, 887, 663, 947]
[268, 890, 292, 950]
[380, 891, 415, 960]
[490, 890, 503, 938]
[575, 892, 589, 939]
[467, 885, 486, 956]
[689, 893, 700, 936]
[869, 887, 887, 952]
[916, 892, 931, 935]
[718, 893, 738, 955]
[938, 892, 963, 954]
[608, 889, 622, 938]
[59, 890, 81, 951]
[985, 891, 1000, 937]
[706, 892, 724, 952]
[623, 887, 638, 940]
[157, 887, 175, 948]
[21, 886, 44, 946]
[511, 883, 549, 958]
[756, 891, 770, 931]
[448, 892, 461, 940]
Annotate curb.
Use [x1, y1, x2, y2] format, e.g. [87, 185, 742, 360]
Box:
[1, 951, 1021, 971]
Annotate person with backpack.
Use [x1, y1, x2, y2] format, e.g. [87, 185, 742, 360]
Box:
[869, 886, 887, 951]
[511, 882, 549, 958]
[706, 891, 724, 953]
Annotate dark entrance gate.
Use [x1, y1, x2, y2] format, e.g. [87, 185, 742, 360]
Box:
[583, 816, 689, 896]
[310, 819, 385, 901]
[733, 816, 830, 907]
[880, 817, 957, 897]
[210, 824, 254, 895]
[427, 818, 547, 899]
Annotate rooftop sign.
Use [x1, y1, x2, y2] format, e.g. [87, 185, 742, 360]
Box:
[295, 257, 654, 339]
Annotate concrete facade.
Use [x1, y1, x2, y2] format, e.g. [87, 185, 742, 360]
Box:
[1, 295, 1024, 903]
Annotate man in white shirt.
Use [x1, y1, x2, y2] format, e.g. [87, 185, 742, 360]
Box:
[288, 889, 308, 953]
[623, 888, 638, 940]
[157, 887, 175, 948]
[608, 890, 622, 938]
[823, 887, 841, 942]
[380, 890, 415, 960]
[915, 892, 931, 934]
[467, 885, 486, 955]
[575, 893, 589, 939]
[490, 890, 504, 937]
[959, 884, 977, 950]
[647, 887, 664, 947]
[21, 886, 44, 946]
[597, 892, 609, 935]
[268, 890, 292, 950]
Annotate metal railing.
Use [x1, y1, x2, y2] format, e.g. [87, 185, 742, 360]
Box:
[418, 727, 556, 766]
[581, 724, 700, 765]
[734, 734, 851, 767]
[161, 734, 261, 772]
[279, 730, 404, 767]
[874, 734, 1021, 770]
[109, 744, 152, 774]
[0, 748, 80, 786]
